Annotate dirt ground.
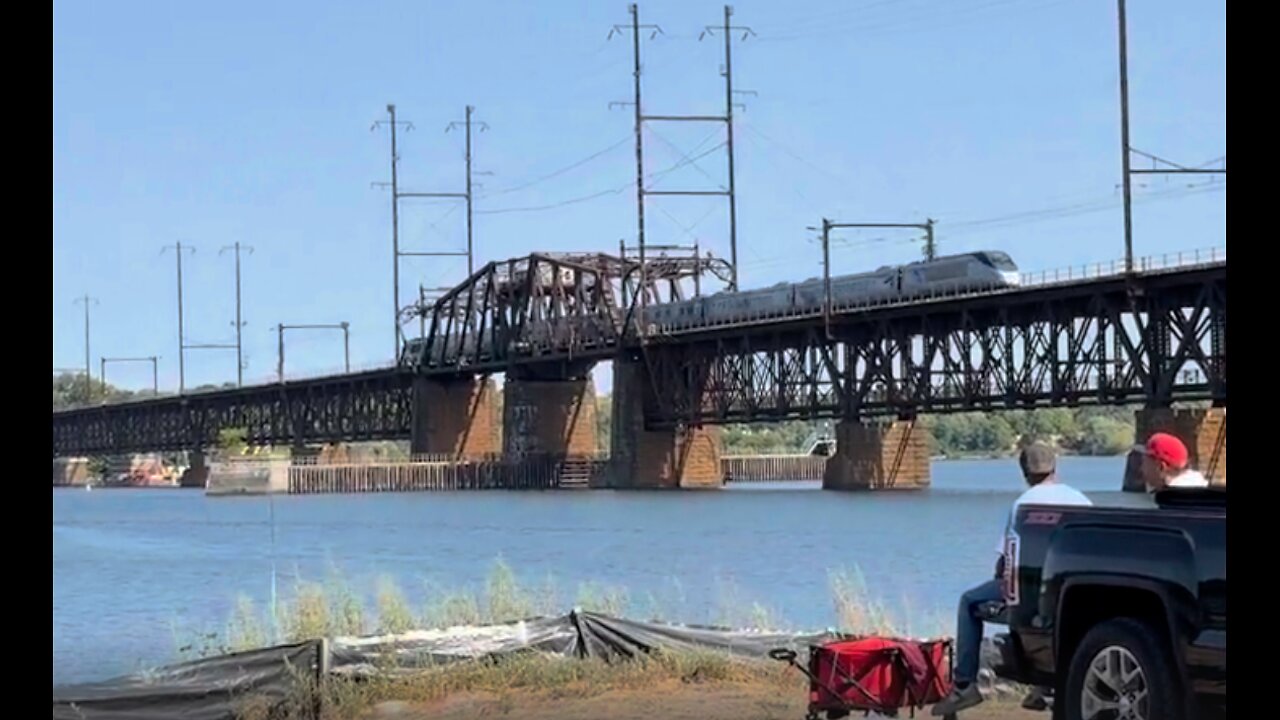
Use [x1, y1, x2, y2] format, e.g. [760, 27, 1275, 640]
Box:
[359, 680, 1042, 720]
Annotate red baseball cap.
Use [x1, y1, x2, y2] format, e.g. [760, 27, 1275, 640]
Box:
[1138, 432, 1189, 470]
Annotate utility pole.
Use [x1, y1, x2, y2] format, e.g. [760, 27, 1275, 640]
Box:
[219, 242, 254, 386]
[73, 295, 97, 403]
[163, 242, 236, 393]
[1117, 0, 1134, 273]
[810, 219, 939, 338]
[706, 5, 754, 291]
[1114, 0, 1225, 273]
[161, 243, 195, 394]
[101, 356, 160, 395]
[374, 104, 480, 357]
[275, 323, 351, 383]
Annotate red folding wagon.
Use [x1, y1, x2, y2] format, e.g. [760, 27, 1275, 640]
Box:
[769, 636, 955, 720]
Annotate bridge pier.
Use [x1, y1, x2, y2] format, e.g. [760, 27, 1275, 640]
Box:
[607, 359, 722, 489]
[502, 368, 599, 461]
[410, 376, 500, 459]
[823, 419, 931, 491]
[1126, 407, 1226, 490]
[180, 450, 210, 488]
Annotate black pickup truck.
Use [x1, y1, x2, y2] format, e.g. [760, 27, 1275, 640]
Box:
[988, 488, 1226, 720]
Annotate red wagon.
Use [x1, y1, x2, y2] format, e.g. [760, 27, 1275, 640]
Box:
[769, 636, 955, 720]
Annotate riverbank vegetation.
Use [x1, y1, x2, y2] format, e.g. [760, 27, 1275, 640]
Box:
[205, 561, 1015, 720]
[175, 560, 934, 662]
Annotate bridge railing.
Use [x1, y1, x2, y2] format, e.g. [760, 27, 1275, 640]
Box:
[643, 245, 1226, 337]
[1017, 246, 1226, 286]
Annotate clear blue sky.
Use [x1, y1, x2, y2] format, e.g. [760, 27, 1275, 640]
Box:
[53, 0, 1225, 394]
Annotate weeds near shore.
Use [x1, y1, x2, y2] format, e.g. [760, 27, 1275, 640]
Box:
[181, 558, 940, 664]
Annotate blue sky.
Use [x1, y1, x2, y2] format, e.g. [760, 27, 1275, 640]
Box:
[53, 0, 1225, 394]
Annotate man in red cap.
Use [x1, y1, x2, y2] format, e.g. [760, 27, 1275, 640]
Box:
[1139, 432, 1208, 492]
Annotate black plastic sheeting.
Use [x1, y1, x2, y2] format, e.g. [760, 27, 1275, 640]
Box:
[52, 640, 323, 720]
[328, 610, 840, 677]
[53, 611, 844, 719]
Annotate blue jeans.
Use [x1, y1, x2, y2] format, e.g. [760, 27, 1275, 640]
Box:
[954, 578, 1002, 685]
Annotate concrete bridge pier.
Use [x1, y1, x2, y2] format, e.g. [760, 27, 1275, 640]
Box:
[180, 450, 210, 488]
[410, 376, 500, 459]
[1125, 406, 1226, 490]
[822, 418, 931, 491]
[607, 358, 722, 489]
[502, 365, 598, 461]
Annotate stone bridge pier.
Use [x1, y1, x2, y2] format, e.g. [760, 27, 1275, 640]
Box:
[410, 376, 500, 459]
[501, 364, 599, 461]
[822, 418, 932, 491]
[607, 358, 722, 489]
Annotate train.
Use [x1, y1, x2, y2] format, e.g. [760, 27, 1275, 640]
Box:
[400, 250, 1021, 363]
[641, 250, 1021, 332]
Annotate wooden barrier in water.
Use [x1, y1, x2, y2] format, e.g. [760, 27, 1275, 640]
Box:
[721, 455, 828, 482]
[287, 457, 607, 494]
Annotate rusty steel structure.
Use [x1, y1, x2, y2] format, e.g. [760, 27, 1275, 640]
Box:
[53, 368, 413, 456]
[638, 262, 1225, 427]
[52, 254, 1224, 458]
[399, 250, 721, 373]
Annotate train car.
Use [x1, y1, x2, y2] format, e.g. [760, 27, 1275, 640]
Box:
[644, 251, 1020, 333]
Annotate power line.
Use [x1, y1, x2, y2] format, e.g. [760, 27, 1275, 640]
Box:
[764, 0, 1069, 42]
[476, 141, 727, 216]
[946, 181, 1225, 237]
[479, 135, 632, 197]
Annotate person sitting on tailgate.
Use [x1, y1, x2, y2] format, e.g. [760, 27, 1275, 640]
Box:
[932, 443, 1092, 716]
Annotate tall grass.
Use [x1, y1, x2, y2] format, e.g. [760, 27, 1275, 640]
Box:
[179, 559, 939, 663]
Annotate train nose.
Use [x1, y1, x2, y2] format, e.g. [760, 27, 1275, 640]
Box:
[1001, 271, 1022, 286]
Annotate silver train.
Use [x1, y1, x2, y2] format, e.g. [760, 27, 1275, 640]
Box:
[643, 251, 1020, 331]
[401, 251, 1020, 361]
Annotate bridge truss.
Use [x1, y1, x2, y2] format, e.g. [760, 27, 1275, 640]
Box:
[638, 263, 1226, 427]
[52, 369, 414, 456]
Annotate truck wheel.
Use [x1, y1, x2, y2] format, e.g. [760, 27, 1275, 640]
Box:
[1062, 618, 1185, 720]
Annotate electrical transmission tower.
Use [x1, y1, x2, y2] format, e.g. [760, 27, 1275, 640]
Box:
[373, 104, 486, 357]
[609, 3, 753, 332]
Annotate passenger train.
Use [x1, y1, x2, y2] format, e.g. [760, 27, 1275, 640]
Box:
[400, 251, 1020, 362]
[642, 250, 1020, 331]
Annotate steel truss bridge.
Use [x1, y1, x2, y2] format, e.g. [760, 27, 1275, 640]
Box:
[52, 251, 1225, 456]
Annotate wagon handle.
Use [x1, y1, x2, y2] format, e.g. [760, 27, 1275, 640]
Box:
[768, 648, 797, 663]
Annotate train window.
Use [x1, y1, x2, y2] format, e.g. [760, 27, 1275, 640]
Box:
[976, 252, 1018, 271]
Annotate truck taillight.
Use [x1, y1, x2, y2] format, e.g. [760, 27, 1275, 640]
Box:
[1002, 532, 1019, 606]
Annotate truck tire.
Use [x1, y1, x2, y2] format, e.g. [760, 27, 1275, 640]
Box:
[1062, 618, 1185, 720]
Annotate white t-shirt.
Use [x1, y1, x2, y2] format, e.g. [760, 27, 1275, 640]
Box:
[996, 481, 1093, 554]
[1166, 470, 1209, 488]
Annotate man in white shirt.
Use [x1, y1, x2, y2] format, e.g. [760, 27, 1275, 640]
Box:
[1138, 432, 1209, 492]
[933, 443, 1092, 716]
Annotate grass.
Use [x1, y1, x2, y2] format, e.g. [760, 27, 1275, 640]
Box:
[234, 647, 805, 720]
[162, 559, 957, 719]
[181, 559, 945, 660]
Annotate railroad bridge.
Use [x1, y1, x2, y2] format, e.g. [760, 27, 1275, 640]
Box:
[51, 250, 1227, 490]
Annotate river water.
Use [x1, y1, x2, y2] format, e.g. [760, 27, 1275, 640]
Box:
[53, 456, 1145, 685]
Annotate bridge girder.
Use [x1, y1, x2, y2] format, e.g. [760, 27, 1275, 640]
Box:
[637, 264, 1226, 427]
